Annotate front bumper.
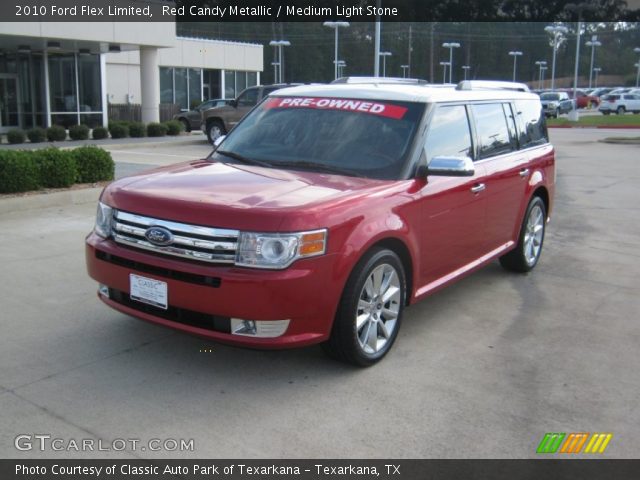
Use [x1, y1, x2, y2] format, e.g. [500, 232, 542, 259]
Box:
[86, 232, 343, 349]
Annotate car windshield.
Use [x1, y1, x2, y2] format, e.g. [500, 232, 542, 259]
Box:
[540, 93, 560, 101]
[213, 96, 425, 180]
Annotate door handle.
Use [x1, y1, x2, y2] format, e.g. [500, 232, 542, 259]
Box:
[470, 183, 486, 194]
[519, 168, 530, 178]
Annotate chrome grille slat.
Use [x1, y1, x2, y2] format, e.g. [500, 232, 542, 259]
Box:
[113, 211, 239, 264]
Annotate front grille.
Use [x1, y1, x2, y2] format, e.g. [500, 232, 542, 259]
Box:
[95, 251, 221, 288]
[112, 210, 239, 264]
[109, 288, 231, 333]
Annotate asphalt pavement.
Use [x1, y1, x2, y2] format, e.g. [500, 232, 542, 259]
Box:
[0, 129, 638, 459]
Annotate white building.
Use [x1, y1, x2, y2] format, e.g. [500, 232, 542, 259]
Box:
[0, 21, 263, 132]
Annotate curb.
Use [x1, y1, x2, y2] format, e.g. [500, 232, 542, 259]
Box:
[548, 125, 640, 129]
[0, 187, 102, 215]
[0, 134, 208, 151]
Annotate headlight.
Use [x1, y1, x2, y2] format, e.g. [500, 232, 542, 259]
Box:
[95, 201, 114, 239]
[235, 229, 327, 269]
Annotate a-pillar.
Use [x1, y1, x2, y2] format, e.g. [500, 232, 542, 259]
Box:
[140, 47, 160, 123]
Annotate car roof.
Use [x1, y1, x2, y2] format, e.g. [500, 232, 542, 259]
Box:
[270, 83, 540, 104]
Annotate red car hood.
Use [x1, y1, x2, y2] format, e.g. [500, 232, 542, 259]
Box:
[102, 159, 395, 231]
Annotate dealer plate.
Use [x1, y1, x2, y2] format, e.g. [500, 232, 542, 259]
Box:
[130, 274, 168, 310]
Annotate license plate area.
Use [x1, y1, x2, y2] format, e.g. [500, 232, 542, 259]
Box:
[130, 274, 168, 310]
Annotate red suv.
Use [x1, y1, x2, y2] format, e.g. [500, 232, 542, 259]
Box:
[86, 79, 555, 366]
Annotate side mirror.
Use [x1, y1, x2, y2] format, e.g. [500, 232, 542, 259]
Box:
[229, 99, 238, 108]
[427, 156, 475, 177]
[213, 135, 226, 149]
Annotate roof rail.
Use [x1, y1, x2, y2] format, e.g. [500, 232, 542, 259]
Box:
[456, 80, 530, 92]
[331, 76, 429, 85]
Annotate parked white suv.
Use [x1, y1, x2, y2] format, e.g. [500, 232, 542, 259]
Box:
[598, 93, 640, 115]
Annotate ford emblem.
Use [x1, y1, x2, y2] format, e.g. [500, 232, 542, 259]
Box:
[144, 226, 174, 246]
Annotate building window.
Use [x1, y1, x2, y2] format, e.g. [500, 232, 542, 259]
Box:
[48, 54, 77, 113]
[160, 67, 204, 110]
[48, 52, 103, 127]
[223, 70, 259, 100]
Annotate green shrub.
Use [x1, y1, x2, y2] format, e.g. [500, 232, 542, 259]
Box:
[128, 122, 146, 137]
[27, 127, 46, 143]
[147, 122, 167, 137]
[47, 125, 67, 142]
[92, 126, 109, 140]
[0, 150, 40, 193]
[7, 129, 26, 144]
[69, 124, 90, 141]
[109, 122, 129, 139]
[34, 148, 77, 188]
[164, 120, 183, 136]
[73, 146, 115, 183]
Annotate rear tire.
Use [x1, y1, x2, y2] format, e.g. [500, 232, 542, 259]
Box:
[499, 196, 547, 273]
[179, 118, 191, 133]
[617, 106, 626, 115]
[323, 248, 406, 367]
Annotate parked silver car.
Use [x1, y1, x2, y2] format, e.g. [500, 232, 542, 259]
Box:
[539, 91, 573, 118]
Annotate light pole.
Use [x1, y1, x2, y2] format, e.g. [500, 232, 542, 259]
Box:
[270, 61, 280, 83]
[323, 21, 350, 81]
[400, 64, 409, 78]
[462, 65, 470, 80]
[635, 48, 640, 87]
[544, 25, 568, 91]
[269, 40, 291, 83]
[535, 61, 547, 90]
[593, 67, 601, 87]
[442, 42, 460, 83]
[379, 51, 392, 77]
[585, 36, 602, 89]
[439, 61, 450, 84]
[541, 66, 548, 89]
[508, 51, 523, 81]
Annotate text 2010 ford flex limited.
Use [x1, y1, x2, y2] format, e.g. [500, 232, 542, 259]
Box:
[86, 79, 555, 366]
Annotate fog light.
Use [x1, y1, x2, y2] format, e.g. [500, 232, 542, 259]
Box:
[98, 284, 109, 298]
[230, 319, 290, 338]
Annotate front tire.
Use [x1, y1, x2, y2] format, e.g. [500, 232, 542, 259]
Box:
[179, 118, 191, 132]
[617, 106, 626, 115]
[499, 196, 547, 273]
[206, 120, 226, 144]
[323, 248, 406, 367]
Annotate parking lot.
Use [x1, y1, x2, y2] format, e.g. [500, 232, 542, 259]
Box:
[1, 128, 638, 459]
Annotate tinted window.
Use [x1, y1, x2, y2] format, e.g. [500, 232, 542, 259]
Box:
[471, 103, 514, 159]
[514, 99, 548, 148]
[216, 97, 425, 180]
[424, 105, 473, 163]
[237, 88, 259, 106]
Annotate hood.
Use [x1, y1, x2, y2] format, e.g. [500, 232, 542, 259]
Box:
[102, 159, 393, 231]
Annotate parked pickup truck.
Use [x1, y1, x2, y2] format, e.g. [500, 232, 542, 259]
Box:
[200, 84, 295, 143]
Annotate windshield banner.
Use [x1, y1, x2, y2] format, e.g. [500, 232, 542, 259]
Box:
[264, 97, 408, 120]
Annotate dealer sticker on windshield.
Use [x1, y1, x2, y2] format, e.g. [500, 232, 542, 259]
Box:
[130, 274, 168, 310]
[264, 97, 408, 119]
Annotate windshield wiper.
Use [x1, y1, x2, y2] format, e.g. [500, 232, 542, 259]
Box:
[216, 150, 272, 168]
[271, 160, 363, 178]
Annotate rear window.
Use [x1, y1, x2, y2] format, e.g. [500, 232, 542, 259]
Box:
[514, 99, 548, 148]
[215, 96, 425, 180]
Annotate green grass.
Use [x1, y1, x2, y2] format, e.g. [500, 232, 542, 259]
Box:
[547, 113, 640, 127]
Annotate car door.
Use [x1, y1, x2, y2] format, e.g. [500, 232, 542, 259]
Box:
[476, 102, 531, 252]
[229, 87, 259, 128]
[417, 104, 489, 290]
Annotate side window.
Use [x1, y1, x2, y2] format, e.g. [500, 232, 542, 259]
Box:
[237, 88, 259, 107]
[424, 105, 473, 164]
[514, 99, 548, 149]
[503, 103, 519, 150]
[471, 103, 515, 159]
